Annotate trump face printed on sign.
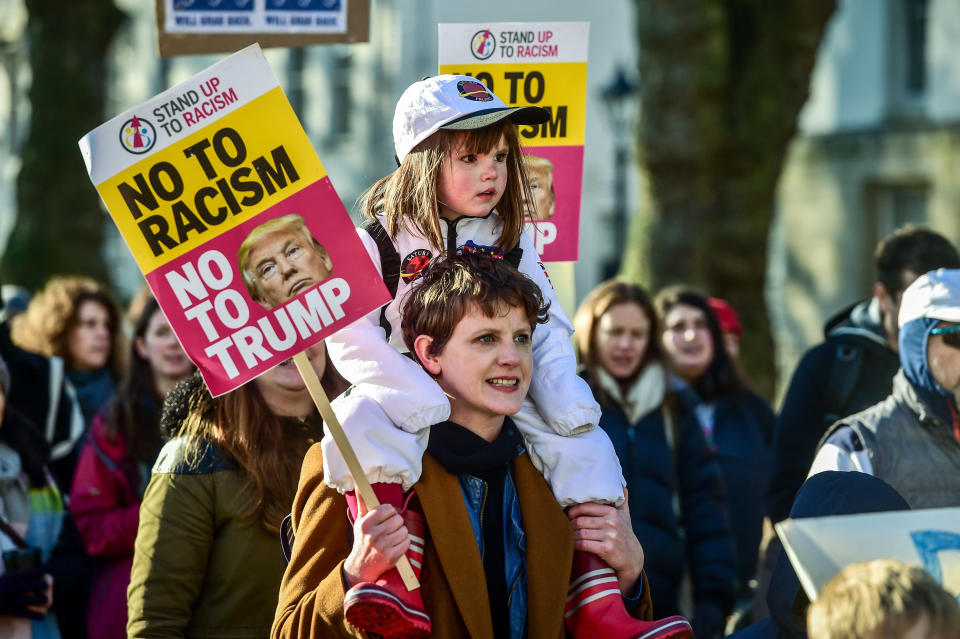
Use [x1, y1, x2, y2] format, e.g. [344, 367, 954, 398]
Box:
[522, 154, 555, 222]
[238, 213, 334, 309]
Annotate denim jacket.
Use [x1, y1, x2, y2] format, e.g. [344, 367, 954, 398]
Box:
[458, 467, 527, 639]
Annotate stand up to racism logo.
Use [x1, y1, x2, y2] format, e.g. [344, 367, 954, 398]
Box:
[119, 115, 156, 154]
[470, 29, 496, 60]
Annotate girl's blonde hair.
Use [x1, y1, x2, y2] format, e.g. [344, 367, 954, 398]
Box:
[361, 120, 532, 254]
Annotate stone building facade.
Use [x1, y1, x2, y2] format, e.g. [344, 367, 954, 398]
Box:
[769, 0, 960, 394]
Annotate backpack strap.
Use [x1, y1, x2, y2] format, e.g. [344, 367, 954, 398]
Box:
[823, 340, 865, 427]
[504, 242, 523, 269]
[85, 428, 119, 474]
[360, 218, 400, 297]
[360, 218, 401, 341]
[358, 217, 522, 340]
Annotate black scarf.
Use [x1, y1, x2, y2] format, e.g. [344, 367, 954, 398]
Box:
[427, 417, 525, 475]
[427, 418, 525, 639]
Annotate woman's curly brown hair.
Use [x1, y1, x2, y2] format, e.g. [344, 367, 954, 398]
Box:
[11, 276, 123, 376]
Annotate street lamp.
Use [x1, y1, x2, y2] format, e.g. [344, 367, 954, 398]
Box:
[600, 66, 637, 279]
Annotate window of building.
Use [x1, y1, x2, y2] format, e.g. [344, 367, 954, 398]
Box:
[865, 182, 929, 283]
[888, 0, 929, 117]
[330, 48, 352, 138]
[904, 0, 927, 96]
[286, 48, 306, 118]
[864, 182, 929, 288]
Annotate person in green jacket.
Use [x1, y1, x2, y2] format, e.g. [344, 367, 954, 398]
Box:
[126, 343, 345, 639]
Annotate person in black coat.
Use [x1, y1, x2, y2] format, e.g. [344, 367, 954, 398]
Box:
[766, 226, 959, 525]
[575, 280, 738, 639]
[0, 318, 82, 496]
[656, 287, 775, 599]
[7, 277, 124, 492]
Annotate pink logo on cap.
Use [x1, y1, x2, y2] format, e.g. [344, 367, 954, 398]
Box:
[457, 80, 493, 102]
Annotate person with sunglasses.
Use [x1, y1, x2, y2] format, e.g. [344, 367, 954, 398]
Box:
[767, 226, 959, 525]
[809, 268, 960, 509]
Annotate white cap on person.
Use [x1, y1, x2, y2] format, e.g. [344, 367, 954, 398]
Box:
[392, 75, 549, 164]
[898, 268, 960, 327]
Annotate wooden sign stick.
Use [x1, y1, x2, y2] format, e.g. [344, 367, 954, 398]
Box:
[293, 351, 420, 590]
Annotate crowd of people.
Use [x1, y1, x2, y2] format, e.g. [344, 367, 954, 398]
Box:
[1, 73, 959, 639]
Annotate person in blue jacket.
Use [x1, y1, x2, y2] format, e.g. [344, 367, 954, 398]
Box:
[656, 286, 775, 600]
[575, 280, 738, 639]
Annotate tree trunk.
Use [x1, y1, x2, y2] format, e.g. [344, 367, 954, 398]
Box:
[629, 0, 835, 397]
[2, 0, 125, 291]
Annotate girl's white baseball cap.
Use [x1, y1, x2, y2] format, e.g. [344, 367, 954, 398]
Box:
[393, 74, 549, 164]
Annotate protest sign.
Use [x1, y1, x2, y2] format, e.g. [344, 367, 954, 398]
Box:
[79, 43, 421, 589]
[79, 44, 389, 397]
[163, 0, 347, 34]
[438, 22, 588, 262]
[156, 0, 369, 57]
[776, 507, 960, 601]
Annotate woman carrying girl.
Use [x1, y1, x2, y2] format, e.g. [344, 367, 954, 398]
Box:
[69, 297, 194, 639]
[321, 75, 691, 639]
[276, 255, 661, 639]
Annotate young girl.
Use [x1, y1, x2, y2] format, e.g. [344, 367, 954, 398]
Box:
[322, 76, 691, 639]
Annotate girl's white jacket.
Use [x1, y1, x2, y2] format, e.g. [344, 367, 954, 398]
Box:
[323, 213, 624, 506]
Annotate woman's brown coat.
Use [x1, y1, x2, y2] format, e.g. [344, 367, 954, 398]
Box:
[271, 444, 653, 639]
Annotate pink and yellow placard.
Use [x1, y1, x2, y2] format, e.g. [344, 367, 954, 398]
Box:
[439, 22, 588, 262]
[80, 44, 389, 396]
